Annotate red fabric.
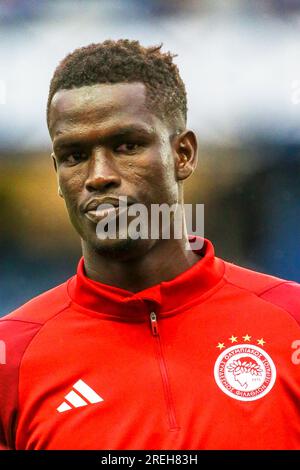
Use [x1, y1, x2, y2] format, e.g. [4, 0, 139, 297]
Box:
[68, 238, 225, 318]
[1, 238, 300, 450]
[0, 320, 42, 449]
[260, 282, 300, 326]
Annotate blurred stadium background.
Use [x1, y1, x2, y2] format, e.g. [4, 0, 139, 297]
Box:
[1, 0, 300, 316]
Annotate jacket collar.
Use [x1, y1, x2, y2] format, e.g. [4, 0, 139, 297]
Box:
[68, 237, 225, 320]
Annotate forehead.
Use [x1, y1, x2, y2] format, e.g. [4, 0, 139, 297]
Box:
[49, 82, 156, 139]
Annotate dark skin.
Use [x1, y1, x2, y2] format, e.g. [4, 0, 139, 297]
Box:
[49, 82, 199, 292]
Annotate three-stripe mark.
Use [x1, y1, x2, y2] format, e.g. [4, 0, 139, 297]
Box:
[57, 379, 104, 413]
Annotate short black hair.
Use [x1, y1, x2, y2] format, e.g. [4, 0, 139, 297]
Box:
[47, 39, 187, 130]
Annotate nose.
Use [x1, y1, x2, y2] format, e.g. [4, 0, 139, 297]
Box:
[85, 148, 121, 192]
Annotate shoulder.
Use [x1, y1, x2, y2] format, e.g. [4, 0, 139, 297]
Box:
[0, 277, 72, 325]
[0, 277, 73, 365]
[223, 260, 300, 326]
[0, 278, 73, 448]
[0, 276, 73, 372]
[0, 277, 73, 383]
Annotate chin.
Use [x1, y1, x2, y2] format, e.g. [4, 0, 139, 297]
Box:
[89, 235, 155, 261]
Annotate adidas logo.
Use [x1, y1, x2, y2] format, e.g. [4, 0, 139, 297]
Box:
[57, 379, 104, 413]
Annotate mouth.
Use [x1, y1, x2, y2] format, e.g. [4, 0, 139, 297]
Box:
[85, 206, 123, 223]
[83, 197, 134, 224]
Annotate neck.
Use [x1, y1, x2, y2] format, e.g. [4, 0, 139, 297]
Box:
[81, 234, 200, 293]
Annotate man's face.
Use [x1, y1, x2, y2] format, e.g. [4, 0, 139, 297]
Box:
[48, 82, 181, 257]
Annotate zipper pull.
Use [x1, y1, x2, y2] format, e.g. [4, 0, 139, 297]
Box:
[150, 311, 159, 336]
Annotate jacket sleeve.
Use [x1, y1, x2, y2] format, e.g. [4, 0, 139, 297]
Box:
[0, 319, 41, 449]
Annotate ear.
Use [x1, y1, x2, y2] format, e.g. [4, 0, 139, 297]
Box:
[173, 130, 198, 181]
[51, 152, 63, 198]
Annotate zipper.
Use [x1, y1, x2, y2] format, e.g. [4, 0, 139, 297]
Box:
[149, 311, 179, 431]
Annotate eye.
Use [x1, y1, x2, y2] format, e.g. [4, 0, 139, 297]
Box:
[63, 151, 88, 165]
[115, 142, 142, 155]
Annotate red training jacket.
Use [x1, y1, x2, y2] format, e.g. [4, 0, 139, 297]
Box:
[0, 238, 300, 449]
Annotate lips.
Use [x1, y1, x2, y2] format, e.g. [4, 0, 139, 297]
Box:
[84, 197, 122, 213]
[84, 207, 120, 224]
[82, 197, 135, 224]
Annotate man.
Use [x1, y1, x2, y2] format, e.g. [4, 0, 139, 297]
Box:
[0, 39, 300, 450]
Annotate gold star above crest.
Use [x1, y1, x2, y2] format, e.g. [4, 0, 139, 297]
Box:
[257, 338, 266, 346]
[217, 343, 225, 350]
[243, 334, 251, 342]
[229, 335, 238, 343]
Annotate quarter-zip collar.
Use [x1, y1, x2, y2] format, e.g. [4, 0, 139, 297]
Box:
[68, 236, 225, 320]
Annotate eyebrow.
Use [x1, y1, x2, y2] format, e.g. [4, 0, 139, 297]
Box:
[53, 124, 155, 151]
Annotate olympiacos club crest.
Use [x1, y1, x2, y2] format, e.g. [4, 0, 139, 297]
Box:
[214, 337, 276, 402]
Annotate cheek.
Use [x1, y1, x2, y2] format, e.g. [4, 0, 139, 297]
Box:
[150, 147, 178, 199]
[59, 169, 85, 206]
[126, 155, 178, 204]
